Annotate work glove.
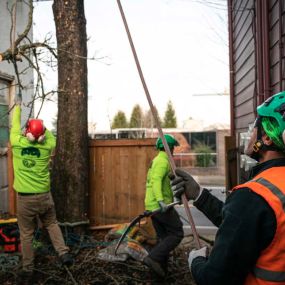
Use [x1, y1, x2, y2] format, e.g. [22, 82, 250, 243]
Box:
[14, 92, 22, 105]
[188, 246, 208, 272]
[158, 201, 168, 213]
[170, 168, 202, 201]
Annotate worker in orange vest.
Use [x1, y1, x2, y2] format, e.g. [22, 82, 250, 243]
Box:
[171, 91, 285, 285]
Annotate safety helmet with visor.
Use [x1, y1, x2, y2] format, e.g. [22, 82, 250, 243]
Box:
[253, 91, 285, 153]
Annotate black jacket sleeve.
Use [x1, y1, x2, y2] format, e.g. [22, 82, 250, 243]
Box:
[194, 189, 224, 227]
[191, 188, 276, 285]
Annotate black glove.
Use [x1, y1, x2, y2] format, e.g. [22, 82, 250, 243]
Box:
[14, 92, 22, 105]
[158, 201, 168, 213]
[170, 168, 202, 201]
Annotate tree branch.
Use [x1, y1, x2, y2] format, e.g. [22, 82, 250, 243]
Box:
[14, 0, 33, 47]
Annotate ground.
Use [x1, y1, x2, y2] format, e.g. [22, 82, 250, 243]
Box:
[0, 230, 210, 285]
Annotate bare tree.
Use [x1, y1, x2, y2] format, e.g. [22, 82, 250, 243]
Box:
[1, 0, 89, 224]
[0, 0, 57, 118]
[52, 0, 89, 224]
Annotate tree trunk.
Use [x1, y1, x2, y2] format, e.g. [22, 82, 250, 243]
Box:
[52, 0, 88, 223]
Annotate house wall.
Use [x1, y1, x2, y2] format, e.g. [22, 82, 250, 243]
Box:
[229, 0, 285, 135]
[228, 0, 285, 185]
[0, 0, 34, 213]
[268, 0, 285, 94]
[229, 0, 256, 133]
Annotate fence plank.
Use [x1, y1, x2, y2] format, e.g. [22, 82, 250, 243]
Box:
[89, 138, 156, 226]
[8, 143, 16, 216]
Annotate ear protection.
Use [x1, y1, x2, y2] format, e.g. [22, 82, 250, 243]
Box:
[25, 119, 46, 143]
[26, 132, 36, 142]
[26, 132, 46, 143]
[37, 134, 46, 143]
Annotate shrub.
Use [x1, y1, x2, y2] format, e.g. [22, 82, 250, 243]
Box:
[193, 143, 214, 167]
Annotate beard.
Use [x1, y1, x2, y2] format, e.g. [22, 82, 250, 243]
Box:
[249, 150, 261, 162]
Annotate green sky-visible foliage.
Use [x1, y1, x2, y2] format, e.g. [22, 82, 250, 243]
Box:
[129, 104, 143, 128]
[111, 110, 128, 129]
[163, 100, 177, 128]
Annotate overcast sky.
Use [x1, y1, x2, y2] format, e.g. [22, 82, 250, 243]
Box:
[33, 0, 230, 131]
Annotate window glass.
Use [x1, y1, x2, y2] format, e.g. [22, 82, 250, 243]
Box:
[0, 81, 9, 105]
[190, 132, 216, 151]
[0, 80, 9, 147]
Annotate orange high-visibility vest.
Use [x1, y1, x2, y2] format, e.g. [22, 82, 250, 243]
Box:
[233, 167, 285, 285]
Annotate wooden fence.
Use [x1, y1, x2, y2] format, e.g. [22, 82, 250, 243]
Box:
[6, 139, 157, 226]
[7, 137, 230, 227]
[89, 138, 157, 227]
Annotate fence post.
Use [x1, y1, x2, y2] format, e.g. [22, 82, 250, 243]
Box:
[8, 143, 16, 216]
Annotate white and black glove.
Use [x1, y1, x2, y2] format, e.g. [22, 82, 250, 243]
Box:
[188, 246, 208, 272]
[170, 168, 203, 201]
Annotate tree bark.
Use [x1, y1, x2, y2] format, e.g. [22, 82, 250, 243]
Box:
[52, 0, 89, 223]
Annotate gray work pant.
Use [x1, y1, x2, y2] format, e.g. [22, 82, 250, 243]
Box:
[16, 192, 69, 271]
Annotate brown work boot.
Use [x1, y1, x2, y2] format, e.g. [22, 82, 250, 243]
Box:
[143, 256, 166, 278]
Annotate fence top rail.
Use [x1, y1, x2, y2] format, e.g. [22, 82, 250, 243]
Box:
[89, 138, 156, 147]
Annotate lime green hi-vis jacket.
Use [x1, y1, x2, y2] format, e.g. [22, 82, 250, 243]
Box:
[10, 105, 56, 193]
[145, 151, 174, 211]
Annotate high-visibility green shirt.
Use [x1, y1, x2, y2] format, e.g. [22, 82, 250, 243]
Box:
[10, 105, 56, 193]
[144, 151, 174, 211]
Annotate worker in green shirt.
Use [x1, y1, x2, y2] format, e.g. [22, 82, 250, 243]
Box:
[143, 134, 184, 278]
[11, 93, 73, 283]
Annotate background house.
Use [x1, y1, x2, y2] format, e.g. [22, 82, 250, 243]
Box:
[227, 0, 285, 186]
[0, 0, 33, 213]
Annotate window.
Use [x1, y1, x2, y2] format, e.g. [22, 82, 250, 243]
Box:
[0, 78, 10, 213]
[190, 131, 216, 151]
[0, 80, 10, 148]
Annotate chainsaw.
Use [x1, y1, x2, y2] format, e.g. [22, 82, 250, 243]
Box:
[114, 201, 180, 255]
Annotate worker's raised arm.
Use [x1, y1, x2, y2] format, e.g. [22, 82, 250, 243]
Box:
[10, 105, 22, 145]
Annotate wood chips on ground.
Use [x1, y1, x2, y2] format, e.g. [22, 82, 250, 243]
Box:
[0, 231, 204, 285]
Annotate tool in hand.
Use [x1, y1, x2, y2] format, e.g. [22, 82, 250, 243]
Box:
[116, 0, 201, 249]
[114, 201, 180, 255]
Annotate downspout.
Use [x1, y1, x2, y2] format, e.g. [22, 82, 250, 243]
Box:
[262, 0, 271, 99]
[228, 0, 235, 137]
[256, 0, 264, 105]
[279, 0, 283, 91]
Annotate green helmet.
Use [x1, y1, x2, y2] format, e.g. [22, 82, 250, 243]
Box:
[257, 91, 285, 150]
[156, 134, 179, 150]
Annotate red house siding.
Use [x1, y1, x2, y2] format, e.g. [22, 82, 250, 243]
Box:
[228, 0, 285, 134]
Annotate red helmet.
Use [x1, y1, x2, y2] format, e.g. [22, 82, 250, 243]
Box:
[26, 119, 45, 139]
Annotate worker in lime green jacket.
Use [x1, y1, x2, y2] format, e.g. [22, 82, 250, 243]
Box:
[143, 134, 184, 278]
[10, 93, 73, 283]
